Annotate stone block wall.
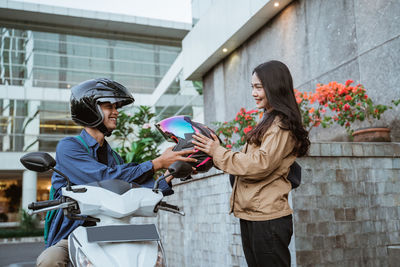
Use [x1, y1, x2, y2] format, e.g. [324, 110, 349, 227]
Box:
[136, 168, 246, 267]
[141, 142, 400, 266]
[293, 142, 400, 266]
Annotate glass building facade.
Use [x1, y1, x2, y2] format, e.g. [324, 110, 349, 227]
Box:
[154, 70, 203, 122]
[0, 27, 181, 152]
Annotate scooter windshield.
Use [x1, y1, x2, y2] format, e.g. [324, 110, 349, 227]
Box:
[156, 116, 195, 141]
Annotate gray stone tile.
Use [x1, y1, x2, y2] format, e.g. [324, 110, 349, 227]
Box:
[341, 143, 353, 156]
[320, 143, 331, 156]
[309, 143, 321, 156]
[394, 144, 400, 156]
[374, 145, 385, 156]
[354, 0, 400, 54]
[383, 144, 394, 156]
[203, 70, 216, 126]
[305, 0, 358, 79]
[247, 0, 311, 87]
[362, 144, 374, 156]
[393, 159, 400, 169]
[358, 37, 400, 141]
[330, 143, 342, 156]
[352, 144, 364, 156]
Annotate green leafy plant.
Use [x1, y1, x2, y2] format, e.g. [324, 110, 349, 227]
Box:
[114, 106, 163, 163]
[19, 209, 39, 231]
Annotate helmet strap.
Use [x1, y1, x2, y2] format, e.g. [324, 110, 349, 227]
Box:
[96, 123, 112, 137]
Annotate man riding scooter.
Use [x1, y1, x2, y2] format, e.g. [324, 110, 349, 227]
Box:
[37, 78, 197, 267]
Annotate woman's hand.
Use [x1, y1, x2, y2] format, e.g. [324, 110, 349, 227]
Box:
[192, 132, 221, 156]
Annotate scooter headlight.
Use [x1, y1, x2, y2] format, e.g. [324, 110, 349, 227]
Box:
[77, 248, 94, 267]
[155, 241, 166, 267]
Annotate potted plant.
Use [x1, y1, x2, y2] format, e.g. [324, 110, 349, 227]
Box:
[295, 80, 400, 141]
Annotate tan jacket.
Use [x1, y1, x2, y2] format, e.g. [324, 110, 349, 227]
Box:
[212, 117, 296, 221]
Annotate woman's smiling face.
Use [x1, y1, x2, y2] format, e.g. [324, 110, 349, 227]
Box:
[251, 73, 269, 110]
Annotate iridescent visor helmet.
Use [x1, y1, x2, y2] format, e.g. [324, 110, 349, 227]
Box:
[155, 116, 220, 174]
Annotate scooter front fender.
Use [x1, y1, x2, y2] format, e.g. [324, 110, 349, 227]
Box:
[69, 226, 159, 267]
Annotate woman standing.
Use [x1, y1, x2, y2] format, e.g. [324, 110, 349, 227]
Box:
[192, 60, 310, 267]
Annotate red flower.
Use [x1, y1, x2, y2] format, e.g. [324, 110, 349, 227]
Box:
[243, 126, 252, 134]
[343, 104, 350, 111]
[345, 80, 353, 87]
[226, 144, 232, 149]
[345, 95, 352, 101]
[345, 122, 350, 127]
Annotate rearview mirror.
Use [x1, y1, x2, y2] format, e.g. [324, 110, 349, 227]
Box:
[20, 152, 56, 172]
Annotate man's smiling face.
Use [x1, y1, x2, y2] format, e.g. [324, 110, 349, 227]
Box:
[100, 102, 118, 131]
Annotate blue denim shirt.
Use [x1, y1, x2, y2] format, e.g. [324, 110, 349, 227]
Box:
[46, 129, 173, 247]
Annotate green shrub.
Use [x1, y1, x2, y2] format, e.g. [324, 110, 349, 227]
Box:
[19, 209, 39, 231]
[0, 209, 43, 239]
[0, 228, 43, 238]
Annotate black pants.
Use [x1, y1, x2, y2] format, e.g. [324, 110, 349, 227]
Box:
[240, 215, 293, 267]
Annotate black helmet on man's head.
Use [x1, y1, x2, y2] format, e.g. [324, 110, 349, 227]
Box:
[70, 78, 134, 136]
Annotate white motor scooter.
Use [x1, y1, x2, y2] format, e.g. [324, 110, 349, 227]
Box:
[21, 152, 192, 267]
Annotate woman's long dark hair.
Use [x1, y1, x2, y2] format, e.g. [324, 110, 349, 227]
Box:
[246, 60, 310, 157]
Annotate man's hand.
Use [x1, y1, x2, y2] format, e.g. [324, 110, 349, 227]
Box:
[152, 147, 197, 171]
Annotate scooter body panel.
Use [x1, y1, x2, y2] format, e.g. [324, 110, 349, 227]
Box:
[62, 186, 163, 218]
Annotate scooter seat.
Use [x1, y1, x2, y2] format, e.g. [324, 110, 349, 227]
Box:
[86, 179, 133, 195]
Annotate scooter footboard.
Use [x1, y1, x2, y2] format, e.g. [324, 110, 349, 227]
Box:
[69, 225, 161, 267]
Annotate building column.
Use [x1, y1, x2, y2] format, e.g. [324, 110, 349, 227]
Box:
[22, 170, 37, 210]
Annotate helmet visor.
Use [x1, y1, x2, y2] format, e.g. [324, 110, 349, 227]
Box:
[156, 116, 195, 141]
[96, 96, 134, 108]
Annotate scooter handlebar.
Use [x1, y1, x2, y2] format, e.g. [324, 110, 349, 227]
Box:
[155, 201, 185, 216]
[28, 199, 62, 211]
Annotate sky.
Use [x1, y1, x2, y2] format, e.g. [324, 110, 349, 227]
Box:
[17, 0, 192, 23]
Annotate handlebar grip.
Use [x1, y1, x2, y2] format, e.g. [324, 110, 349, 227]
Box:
[158, 201, 180, 211]
[28, 199, 62, 210]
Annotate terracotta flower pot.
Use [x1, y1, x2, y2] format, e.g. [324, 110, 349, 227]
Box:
[352, 127, 391, 142]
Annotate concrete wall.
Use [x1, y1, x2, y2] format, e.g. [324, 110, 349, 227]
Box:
[202, 0, 400, 141]
[144, 142, 400, 267]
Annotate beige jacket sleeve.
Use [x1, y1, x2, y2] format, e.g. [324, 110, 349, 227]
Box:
[212, 124, 295, 181]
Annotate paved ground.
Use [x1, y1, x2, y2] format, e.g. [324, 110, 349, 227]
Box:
[0, 242, 44, 267]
